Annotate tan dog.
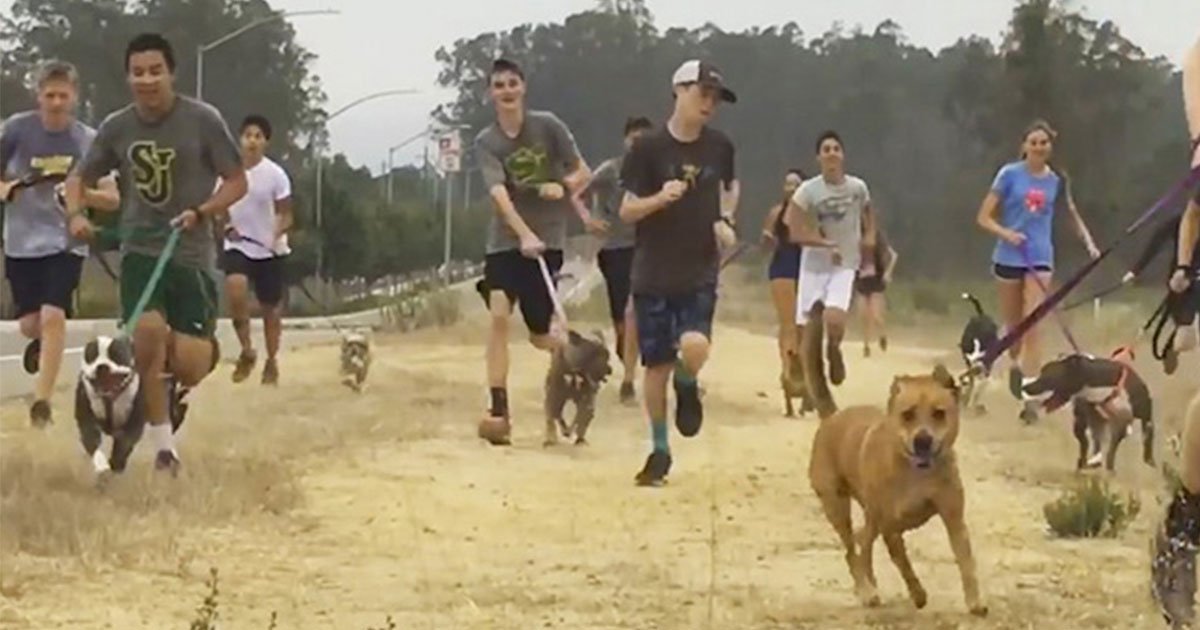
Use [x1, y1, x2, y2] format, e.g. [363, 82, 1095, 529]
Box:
[339, 331, 372, 393]
[808, 365, 987, 616]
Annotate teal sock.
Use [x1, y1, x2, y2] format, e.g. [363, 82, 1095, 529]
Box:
[673, 358, 696, 386]
[651, 420, 669, 453]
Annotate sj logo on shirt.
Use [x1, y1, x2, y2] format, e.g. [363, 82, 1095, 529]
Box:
[128, 141, 177, 206]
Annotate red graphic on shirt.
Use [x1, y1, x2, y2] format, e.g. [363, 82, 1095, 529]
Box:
[1024, 187, 1046, 213]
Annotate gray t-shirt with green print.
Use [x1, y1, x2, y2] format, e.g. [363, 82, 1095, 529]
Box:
[475, 110, 583, 254]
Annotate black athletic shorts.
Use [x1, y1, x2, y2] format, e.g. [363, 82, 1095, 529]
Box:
[854, 274, 887, 296]
[222, 249, 286, 307]
[5, 252, 84, 318]
[477, 249, 564, 336]
[993, 263, 1052, 281]
[597, 247, 634, 322]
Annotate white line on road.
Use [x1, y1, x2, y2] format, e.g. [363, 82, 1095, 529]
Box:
[0, 347, 84, 363]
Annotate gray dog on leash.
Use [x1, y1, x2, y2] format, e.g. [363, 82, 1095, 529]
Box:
[543, 329, 612, 446]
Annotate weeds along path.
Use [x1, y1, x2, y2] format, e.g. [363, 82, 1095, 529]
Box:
[0, 315, 1193, 629]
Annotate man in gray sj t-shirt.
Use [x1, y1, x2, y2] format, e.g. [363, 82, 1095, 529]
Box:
[67, 33, 247, 474]
[474, 58, 591, 446]
[0, 60, 117, 428]
[579, 116, 653, 404]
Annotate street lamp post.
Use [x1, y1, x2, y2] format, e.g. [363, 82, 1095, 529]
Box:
[386, 128, 431, 204]
[196, 9, 339, 100]
[313, 89, 420, 304]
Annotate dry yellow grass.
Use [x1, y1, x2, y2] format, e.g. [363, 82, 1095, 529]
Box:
[0, 278, 1196, 628]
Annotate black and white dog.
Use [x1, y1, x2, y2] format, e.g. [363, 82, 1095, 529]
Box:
[74, 335, 185, 479]
[959, 293, 999, 414]
[1022, 352, 1154, 471]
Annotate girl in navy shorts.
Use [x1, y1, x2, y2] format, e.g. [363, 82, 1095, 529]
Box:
[761, 169, 806, 394]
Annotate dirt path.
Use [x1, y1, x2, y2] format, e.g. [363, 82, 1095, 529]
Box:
[0, 319, 1194, 629]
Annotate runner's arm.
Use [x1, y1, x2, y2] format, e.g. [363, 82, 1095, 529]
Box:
[1181, 202, 1199, 270]
[273, 166, 294, 238]
[884, 246, 899, 282]
[1063, 186, 1099, 254]
[762, 203, 784, 239]
[976, 190, 1014, 241]
[66, 121, 119, 220]
[784, 198, 834, 248]
[82, 174, 119, 212]
[1185, 35, 1200, 155]
[861, 202, 877, 250]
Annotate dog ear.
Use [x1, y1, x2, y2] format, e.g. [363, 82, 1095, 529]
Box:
[567, 329, 583, 344]
[887, 377, 903, 414]
[932, 364, 960, 400]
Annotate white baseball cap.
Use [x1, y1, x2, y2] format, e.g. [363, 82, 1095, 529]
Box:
[671, 59, 737, 103]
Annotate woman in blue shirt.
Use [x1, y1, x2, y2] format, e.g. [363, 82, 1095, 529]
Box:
[976, 119, 1099, 423]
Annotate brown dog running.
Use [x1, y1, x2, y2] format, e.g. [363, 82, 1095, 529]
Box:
[808, 364, 987, 616]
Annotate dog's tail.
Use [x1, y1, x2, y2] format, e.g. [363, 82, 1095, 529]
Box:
[962, 292, 985, 317]
[802, 302, 838, 419]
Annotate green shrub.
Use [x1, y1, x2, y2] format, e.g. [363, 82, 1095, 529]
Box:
[1043, 477, 1141, 538]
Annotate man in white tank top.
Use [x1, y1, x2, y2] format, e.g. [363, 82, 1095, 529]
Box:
[220, 114, 293, 385]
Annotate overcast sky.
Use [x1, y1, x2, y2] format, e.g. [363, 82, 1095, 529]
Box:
[3, 1, 1197, 171]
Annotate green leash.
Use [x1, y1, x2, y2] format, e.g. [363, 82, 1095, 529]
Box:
[116, 226, 183, 337]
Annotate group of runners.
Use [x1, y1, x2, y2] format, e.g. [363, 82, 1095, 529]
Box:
[2, 33, 293, 473]
[2, 28, 1197, 500]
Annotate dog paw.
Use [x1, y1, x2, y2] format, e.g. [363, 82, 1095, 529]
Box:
[968, 603, 989, 617]
[574, 436, 588, 446]
[857, 586, 881, 608]
[910, 585, 928, 609]
[94, 469, 114, 491]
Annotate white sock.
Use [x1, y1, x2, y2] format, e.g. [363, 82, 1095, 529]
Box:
[146, 422, 174, 454]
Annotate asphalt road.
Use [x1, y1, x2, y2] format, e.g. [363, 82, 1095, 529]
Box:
[0, 265, 596, 403]
[0, 314, 383, 401]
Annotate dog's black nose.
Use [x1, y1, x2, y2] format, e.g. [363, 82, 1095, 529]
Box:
[913, 431, 934, 455]
[95, 364, 111, 379]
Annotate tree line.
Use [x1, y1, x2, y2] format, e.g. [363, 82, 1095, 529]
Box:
[2, 0, 1189, 288]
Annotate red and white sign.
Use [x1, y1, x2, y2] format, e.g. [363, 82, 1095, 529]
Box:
[437, 131, 461, 173]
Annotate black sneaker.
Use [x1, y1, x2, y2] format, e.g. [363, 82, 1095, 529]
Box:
[635, 450, 672, 487]
[619, 381, 636, 405]
[22, 339, 40, 375]
[1008, 366, 1024, 400]
[29, 399, 51, 428]
[827, 343, 846, 386]
[879, 336, 888, 353]
[155, 449, 180, 476]
[673, 375, 703, 437]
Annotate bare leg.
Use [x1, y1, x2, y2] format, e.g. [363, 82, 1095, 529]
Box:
[226, 273, 255, 382]
[33, 305, 66, 402]
[621, 299, 638, 387]
[487, 291, 512, 392]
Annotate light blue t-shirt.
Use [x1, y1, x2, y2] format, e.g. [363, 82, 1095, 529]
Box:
[990, 161, 1061, 269]
[0, 111, 94, 258]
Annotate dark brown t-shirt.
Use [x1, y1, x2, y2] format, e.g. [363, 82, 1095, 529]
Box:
[621, 126, 735, 295]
